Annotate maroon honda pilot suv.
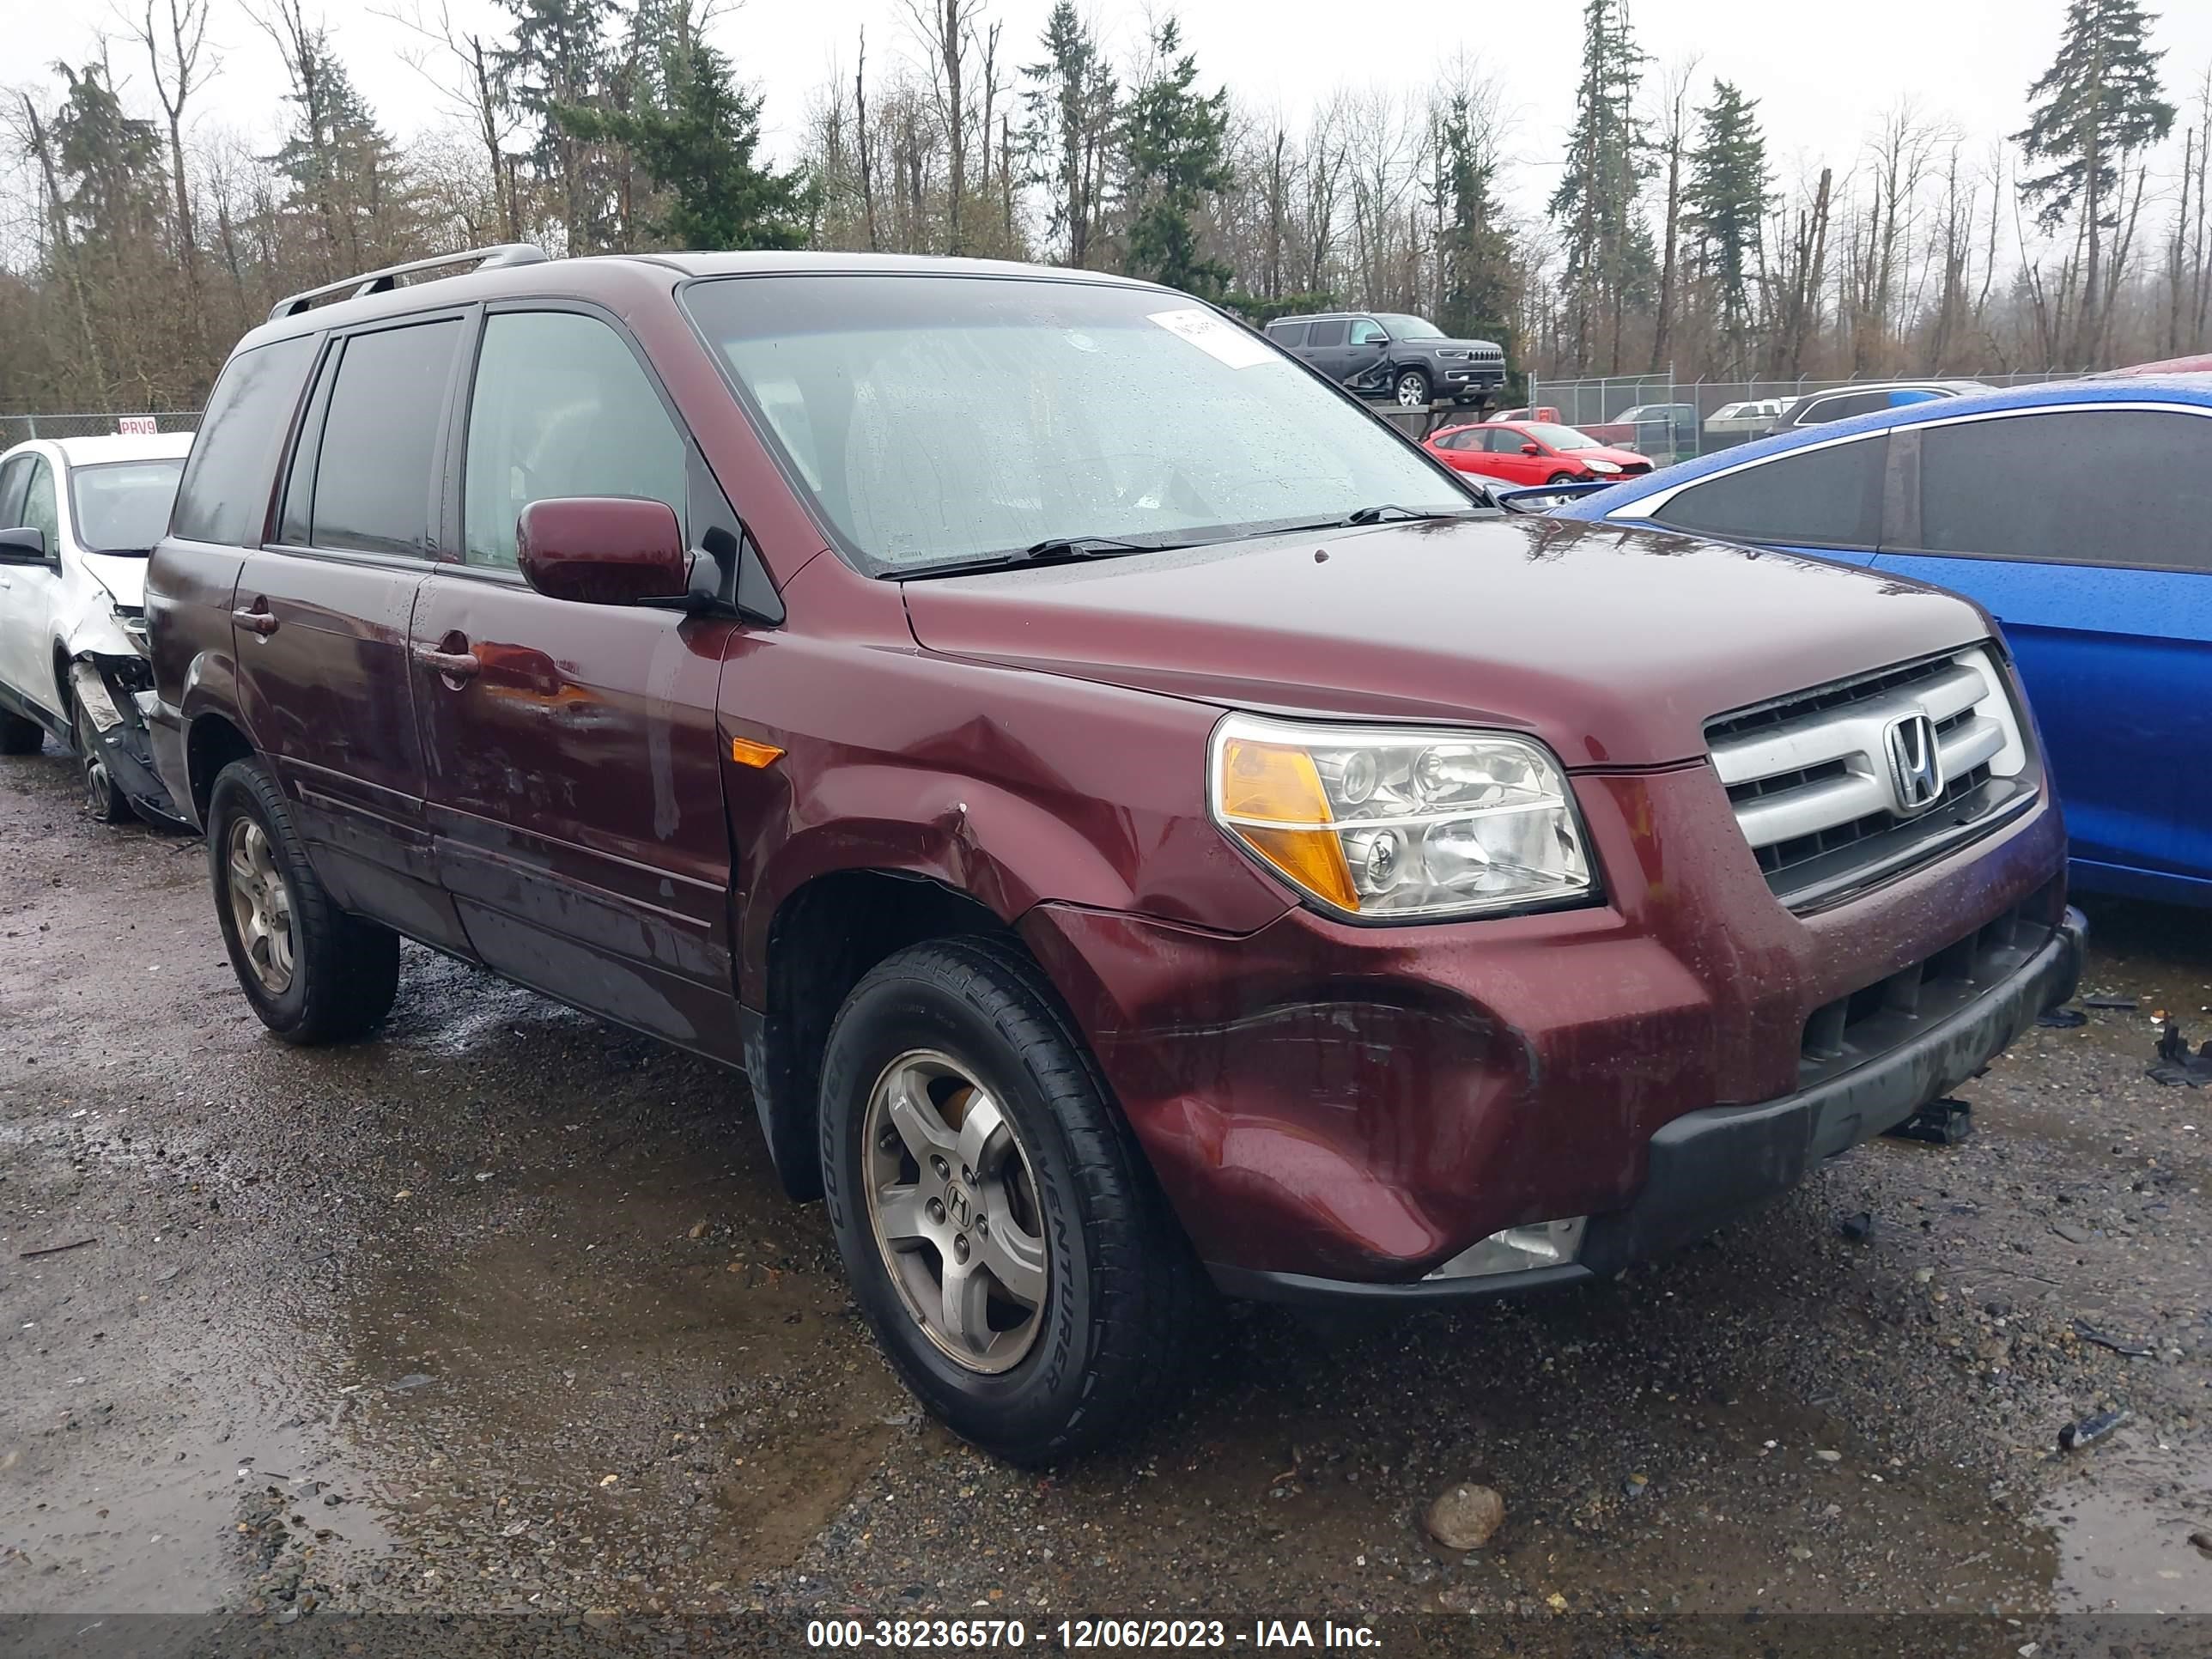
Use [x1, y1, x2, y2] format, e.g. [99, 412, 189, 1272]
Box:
[147, 246, 2082, 1462]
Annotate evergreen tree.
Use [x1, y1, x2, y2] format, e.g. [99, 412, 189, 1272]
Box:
[47, 64, 166, 249]
[1548, 0, 1651, 370]
[1121, 17, 1232, 298]
[556, 9, 809, 250]
[1020, 2, 1116, 268]
[256, 1, 421, 272]
[495, 0, 621, 248]
[1430, 90, 1513, 347]
[1684, 79, 1771, 349]
[2015, 0, 2174, 362]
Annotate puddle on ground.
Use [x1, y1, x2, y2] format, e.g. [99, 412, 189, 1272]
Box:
[2037, 1437, 2212, 1613]
[2, 1328, 394, 1613]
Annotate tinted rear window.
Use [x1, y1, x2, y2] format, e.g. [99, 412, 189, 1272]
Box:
[1912, 408, 2212, 570]
[310, 319, 463, 557]
[171, 335, 318, 545]
[1305, 319, 1347, 348]
[1650, 434, 1886, 547]
[1266, 321, 1307, 346]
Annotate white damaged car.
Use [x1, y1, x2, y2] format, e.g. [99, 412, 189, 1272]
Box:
[0, 433, 193, 824]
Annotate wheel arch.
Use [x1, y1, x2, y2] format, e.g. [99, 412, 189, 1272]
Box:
[746, 866, 1032, 1202]
[184, 709, 257, 824]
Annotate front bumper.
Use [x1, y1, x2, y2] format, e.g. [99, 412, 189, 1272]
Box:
[1018, 762, 2074, 1292]
[70, 659, 189, 828]
[1442, 366, 1506, 398]
[1212, 905, 2083, 1307]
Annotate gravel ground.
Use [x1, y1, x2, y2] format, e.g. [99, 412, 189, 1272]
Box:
[3, 738, 2209, 1646]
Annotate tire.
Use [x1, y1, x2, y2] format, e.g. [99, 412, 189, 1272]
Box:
[75, 700, 133, 823]
[819, 935, 1200, 1464]
[1393, 368, 1431, 408]
[205, 757, 400, 1043]
[0, 708, 41, 755]
[1547, 472, 1577, 486]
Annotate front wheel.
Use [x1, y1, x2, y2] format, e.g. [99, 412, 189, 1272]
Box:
[76, 700, 133, 823]
[1393, 368, 1432, 408]
[1547, 472, 1578, 486]
[206, 757, 400, 1043]
[819, 936, 1200, 1464]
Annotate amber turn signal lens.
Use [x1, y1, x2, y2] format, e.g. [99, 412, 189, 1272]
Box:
[727, 736, 785, 768]
[1216, 735, 1358, 911]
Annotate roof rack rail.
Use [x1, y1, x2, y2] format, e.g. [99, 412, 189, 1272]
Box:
[268, 243, 550, 322]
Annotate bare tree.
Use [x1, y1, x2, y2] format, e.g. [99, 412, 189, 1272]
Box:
[124, 0, 215, 343]
[378, 1, 526, 243]
[1648, 56, 1699, 372]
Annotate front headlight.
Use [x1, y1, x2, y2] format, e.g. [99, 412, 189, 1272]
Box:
[1583, 459, 1622, 475]
[1208, 714, 1596, 921]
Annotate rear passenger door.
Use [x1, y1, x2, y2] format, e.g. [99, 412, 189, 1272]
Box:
[1872, 407, 2212, 895]
[411, 304, 744, 1057]
[1622, 432, 1887, 568]
[1302, 318, 1350, 382]
[236, 312, 471, 949]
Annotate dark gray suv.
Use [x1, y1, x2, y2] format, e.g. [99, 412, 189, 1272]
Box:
[1265, 312, 1506, 408]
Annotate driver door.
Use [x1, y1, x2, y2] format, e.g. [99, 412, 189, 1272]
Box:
[0, 453, 65, 724]
[1345, 317, 1390, 391]
[1491, 430, 1547, 486]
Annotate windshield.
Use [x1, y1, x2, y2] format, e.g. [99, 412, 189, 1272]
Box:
[1521, 423, 1598, 450]
[1376, 313, 1444, 340]
[70, 458, 185, 554]
[682, 275, 1473, 573]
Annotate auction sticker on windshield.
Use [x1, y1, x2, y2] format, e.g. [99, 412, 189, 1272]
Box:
[1148, 307, 1273, 369]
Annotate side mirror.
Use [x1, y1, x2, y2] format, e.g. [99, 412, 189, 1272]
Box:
[0, 526, 48, 565]
[1521, 442, 1541, 456]
[515, 497, 690, 606]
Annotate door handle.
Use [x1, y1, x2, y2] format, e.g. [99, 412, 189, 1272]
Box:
[412, 643, 480, 681]
[232, 605, 279, 637]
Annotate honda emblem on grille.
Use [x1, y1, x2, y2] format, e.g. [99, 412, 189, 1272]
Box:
[1884, 712, 1945, 814]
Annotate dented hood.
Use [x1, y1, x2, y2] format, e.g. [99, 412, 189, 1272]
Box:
[80, 551, 148, 610]
[900, 515, 1991, 769]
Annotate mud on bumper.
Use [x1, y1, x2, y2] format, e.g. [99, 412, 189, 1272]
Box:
[1211, 905, 2086, 1309]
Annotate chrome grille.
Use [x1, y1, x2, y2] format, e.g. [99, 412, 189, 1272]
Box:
[1707, 646, 2034, 908]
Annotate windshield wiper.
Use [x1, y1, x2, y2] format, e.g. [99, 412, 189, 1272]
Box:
[1340, 503, 1468, 526]
[1224, 504, 1481, 542]
[894, 534, 1188, 581]
[1018, 534, 1170, 559]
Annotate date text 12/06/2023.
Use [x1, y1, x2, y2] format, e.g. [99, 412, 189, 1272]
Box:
[804, 1618, 1383, 1649]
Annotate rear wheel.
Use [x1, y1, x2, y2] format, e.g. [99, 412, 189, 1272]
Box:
[76, 700, 132, 823]
[206, 757, 400, 1043]
[0, 708, 42, 755]
[1393, 368, 1432, 408]
[820, 936, 1200, 1463]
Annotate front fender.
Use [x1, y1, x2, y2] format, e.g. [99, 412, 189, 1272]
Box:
[733, 759, 1290, 1007]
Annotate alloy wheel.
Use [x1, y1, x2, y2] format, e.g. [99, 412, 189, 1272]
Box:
[224, 817, 296, 996]
[861, 1048, 1049, 1373]
[1395, 373, 1428, 407]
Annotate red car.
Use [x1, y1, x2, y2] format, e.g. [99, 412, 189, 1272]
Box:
[1427, 420, 1652, 487]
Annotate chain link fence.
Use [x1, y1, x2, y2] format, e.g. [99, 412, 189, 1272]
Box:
[1522, 371, 2086, 465]
[0, 410, 204, 447]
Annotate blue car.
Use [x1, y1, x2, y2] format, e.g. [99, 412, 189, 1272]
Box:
[1553, 378, 2212, 907]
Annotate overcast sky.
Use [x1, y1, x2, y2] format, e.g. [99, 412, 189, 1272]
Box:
[15, 0, 2212, 213]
